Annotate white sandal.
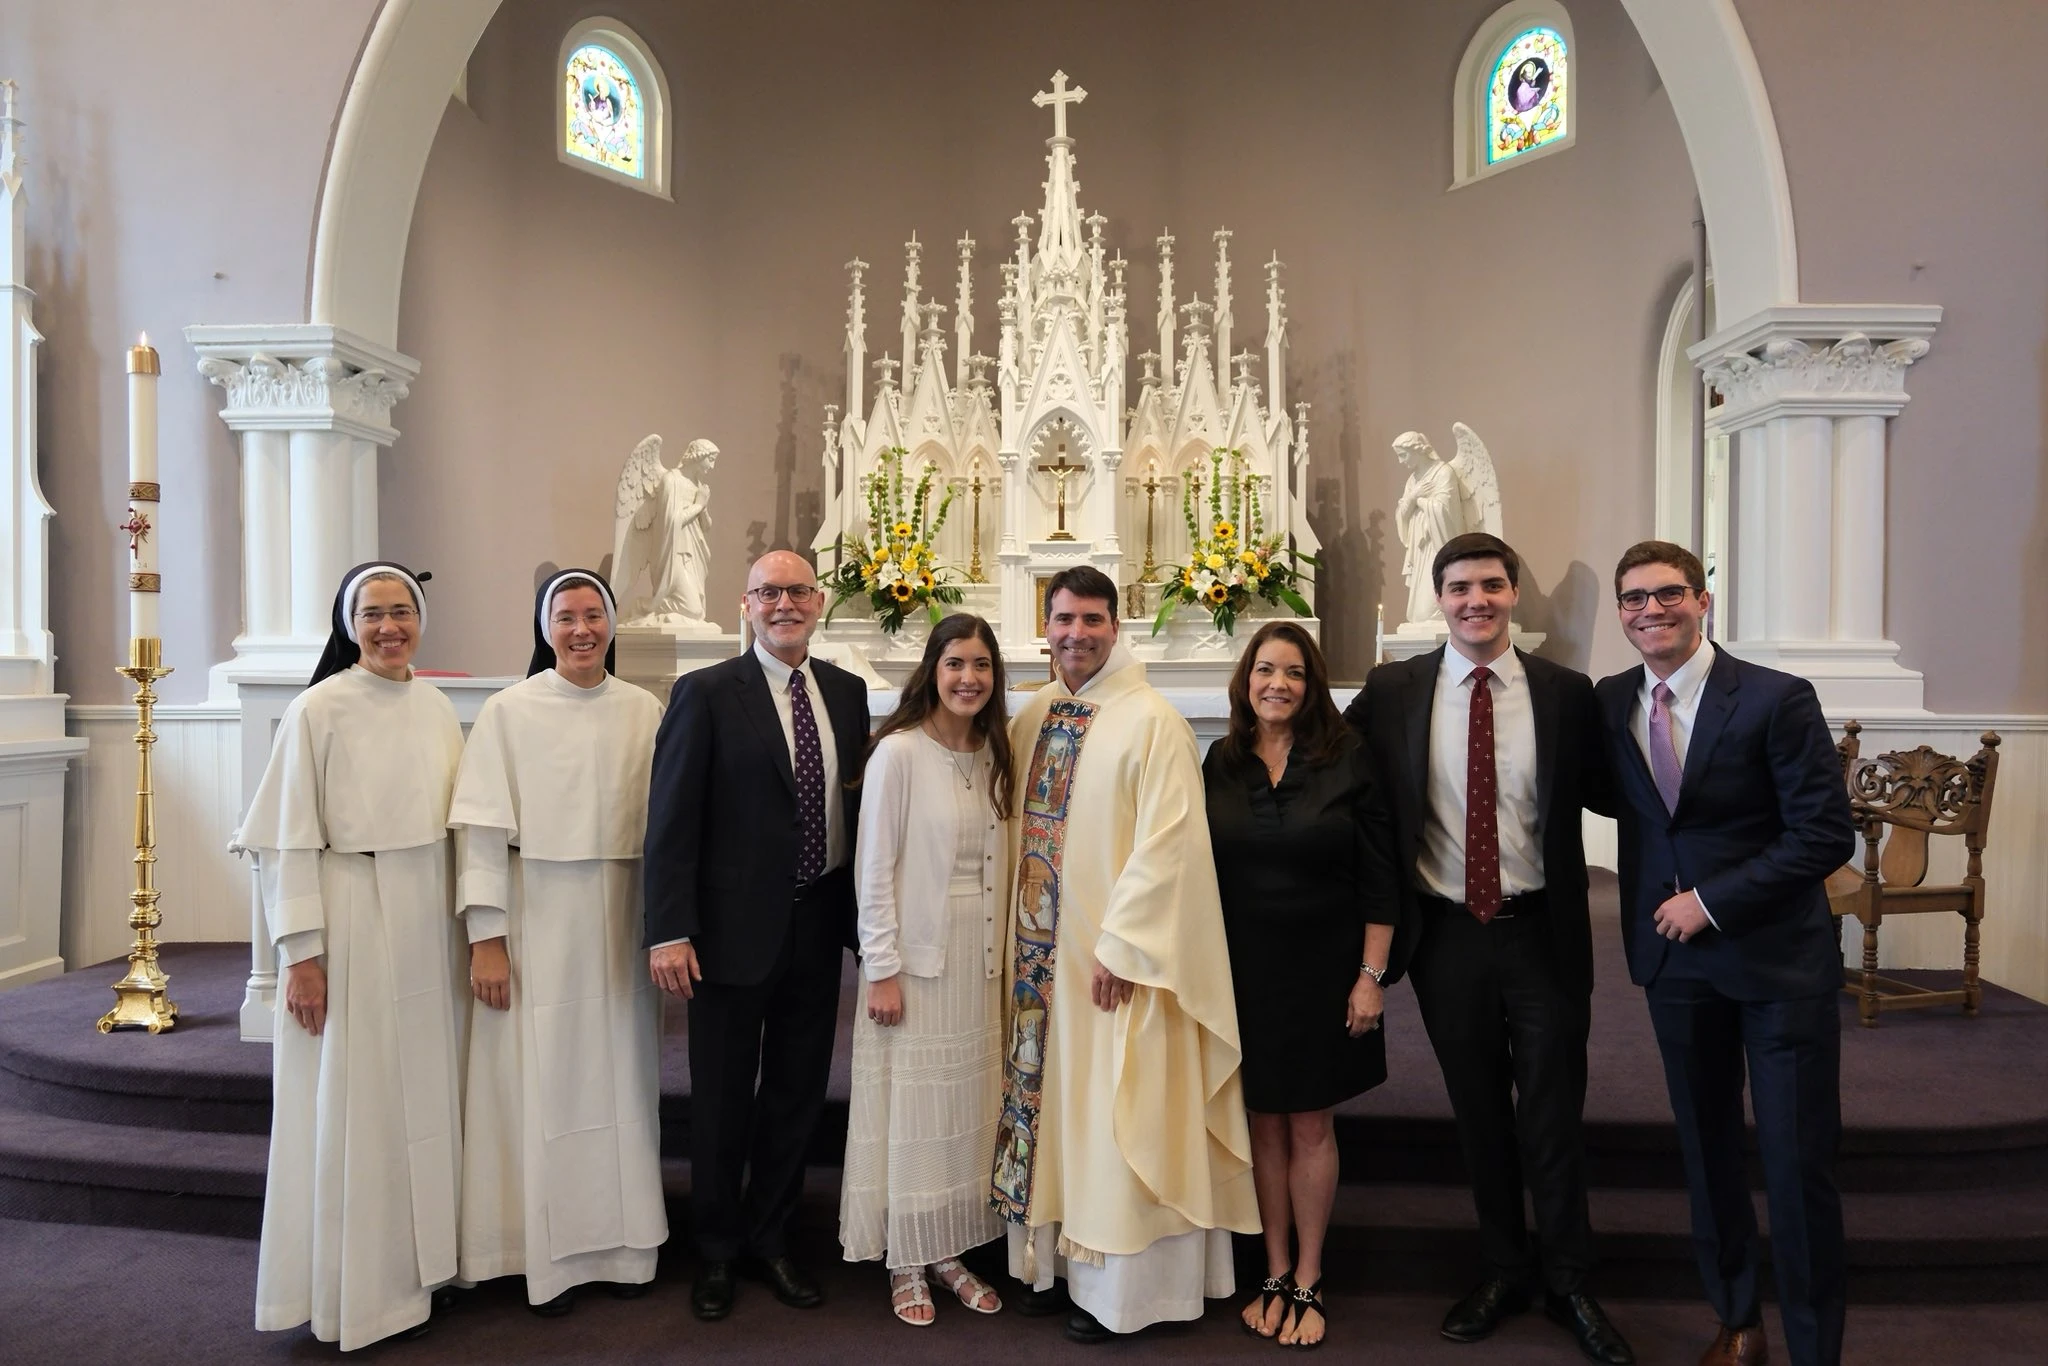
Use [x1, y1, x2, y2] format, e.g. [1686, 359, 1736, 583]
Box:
[930, 1258, 1002, 1314]
[889, 1268, 935, 1326]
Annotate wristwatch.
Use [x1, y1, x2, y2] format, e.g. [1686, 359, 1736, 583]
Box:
[1358, 962, 1386, 984]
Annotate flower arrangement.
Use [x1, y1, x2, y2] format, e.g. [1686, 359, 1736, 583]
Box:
[1151, 446, 1312, 636]
[825, 447, 964, 633]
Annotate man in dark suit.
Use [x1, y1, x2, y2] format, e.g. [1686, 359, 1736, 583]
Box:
[1595, 541, 1853, 1366]
[1346, 532, 1633, 1364]
[643, 549, 870, 1321]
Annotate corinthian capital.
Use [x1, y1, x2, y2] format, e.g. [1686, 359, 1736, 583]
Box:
[1690, 304, 1939, 432]
[186, 324, 420, 445]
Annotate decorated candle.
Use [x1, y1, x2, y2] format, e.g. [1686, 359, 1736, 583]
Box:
[126, 333, 161, 640]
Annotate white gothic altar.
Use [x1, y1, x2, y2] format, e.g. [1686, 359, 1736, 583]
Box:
[810, 71, 1319, 685]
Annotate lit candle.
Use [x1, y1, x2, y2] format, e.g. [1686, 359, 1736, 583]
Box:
[126, 332, 161, 640]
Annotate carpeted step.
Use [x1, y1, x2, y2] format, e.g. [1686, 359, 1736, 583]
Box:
[0, 1103, 268, 1237]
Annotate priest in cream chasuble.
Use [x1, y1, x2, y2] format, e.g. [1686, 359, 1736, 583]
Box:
[993, 582, 1258, 1335]
[236, 563, 467, 1351]
[450, 570, 668, 1307]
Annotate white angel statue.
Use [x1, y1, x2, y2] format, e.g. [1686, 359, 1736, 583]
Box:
[613, 435, 722, 630]
[1391, 422, 1503, 626]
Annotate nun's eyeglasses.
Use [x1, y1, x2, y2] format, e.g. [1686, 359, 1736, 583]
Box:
[748, 585, 821, 605]
[354, 606, 419, 625]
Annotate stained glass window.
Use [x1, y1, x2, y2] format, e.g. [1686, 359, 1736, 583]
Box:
[564, 43, 645, 180]
[1486, 27, 1568, 165]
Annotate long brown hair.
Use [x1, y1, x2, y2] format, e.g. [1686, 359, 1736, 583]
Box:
[862, 613, 1015, 819]
[1218, 621, 1349, 769]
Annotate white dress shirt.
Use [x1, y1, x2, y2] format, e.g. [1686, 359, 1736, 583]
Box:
[752, 639, 846, 873]
[1418, 645, 1545, 903]
[1630, 638, 1720, 925]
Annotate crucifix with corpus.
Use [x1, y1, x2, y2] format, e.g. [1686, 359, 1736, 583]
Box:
[1037, 441, 1085, 542]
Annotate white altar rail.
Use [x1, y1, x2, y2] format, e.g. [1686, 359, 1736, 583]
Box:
[55, 697, 2048, 1028]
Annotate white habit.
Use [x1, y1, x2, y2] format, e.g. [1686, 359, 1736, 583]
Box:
[450, 669, 668, 1302]
[237, 666, 467, 1350]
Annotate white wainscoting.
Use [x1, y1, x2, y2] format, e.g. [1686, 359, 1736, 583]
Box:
[62, 705, 246, 972]
[1827, 715, 2048, 1005]
[54, 704, 2048, 1004]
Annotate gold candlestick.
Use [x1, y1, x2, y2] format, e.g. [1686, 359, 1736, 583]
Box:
[968, 475, 987, 582]
[98, 636, 179, 1034]
[1140, 466, 1162, 581]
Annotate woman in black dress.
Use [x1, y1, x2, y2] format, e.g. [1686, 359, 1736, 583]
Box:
[1204, 621, 1398, 1350]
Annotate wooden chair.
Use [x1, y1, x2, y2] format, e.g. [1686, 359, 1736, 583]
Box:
[1827, 720, 2002, 1027]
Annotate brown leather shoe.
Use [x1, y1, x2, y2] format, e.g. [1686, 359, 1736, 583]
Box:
[1698, 1322, 1769, 1365]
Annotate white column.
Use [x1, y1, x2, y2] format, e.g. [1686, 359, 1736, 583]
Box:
[242, 429, 292, 640]
[1693, 306, 1937, 712]
[1832, 414, 1887, 642]
[188, 324, 417, 700]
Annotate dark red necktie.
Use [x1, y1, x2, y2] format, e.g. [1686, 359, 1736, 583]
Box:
[1465, 665, 1502, 923]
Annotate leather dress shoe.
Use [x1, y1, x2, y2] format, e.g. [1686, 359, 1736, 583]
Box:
[528, 1286, 576, 1318]
[606, 1280, 652, 1300]
[1546, 1292, 1635, 1364]
[1699, 1322, 1769, 1365]
[745, 1254, 824, 1309]
[1441, 1279, 1531, 1342]
[1066, 1307, 1114, 1343]
[692, 1259, 736, 1320]
[1012, 1281, 1071, 1317]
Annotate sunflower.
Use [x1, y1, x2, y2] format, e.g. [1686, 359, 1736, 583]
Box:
[1205, 582, 1231, 605]
[888, 580, 915, 603]
[1213, 520, 1235, 539]
[917, 570, 934, 590]
[892, 521, 915, 539]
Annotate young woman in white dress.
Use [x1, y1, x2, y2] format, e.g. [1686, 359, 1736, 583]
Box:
[840, 613, 1013, 1326]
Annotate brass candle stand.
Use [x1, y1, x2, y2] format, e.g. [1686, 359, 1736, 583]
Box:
[97, 636, 179, 1033]
[967, 475, 987, 582]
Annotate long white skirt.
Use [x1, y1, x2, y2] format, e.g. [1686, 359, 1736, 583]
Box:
[839, 883, 1003, 1268]
[257, 846, 466, 1351]
[460, 854, 666, 1302]
[1009, 1223, 1237, 1334]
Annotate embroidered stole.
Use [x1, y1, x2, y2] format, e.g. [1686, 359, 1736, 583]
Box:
[991, 697, 1099, 1228]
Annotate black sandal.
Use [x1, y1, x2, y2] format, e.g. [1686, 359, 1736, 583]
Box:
[1282, 1277, 1327, 1350]
[1243, 1268, 1293, 1339]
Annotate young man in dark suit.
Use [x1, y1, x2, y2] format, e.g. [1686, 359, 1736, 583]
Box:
[643, 549, 870, 1321]
[1346, 532, 1633, 1364]
[1597, 540, 1854, 1366]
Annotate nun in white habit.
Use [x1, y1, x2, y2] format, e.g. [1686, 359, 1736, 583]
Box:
[236, 562, 467, 1350]
[452, 569, 668, 1312]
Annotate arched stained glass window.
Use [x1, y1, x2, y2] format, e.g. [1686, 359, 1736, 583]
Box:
[556, 19, 671, 199]
[565, 43, 645, 178]
[1452, 2, 1577, 187]
[1486, 28, 1569, 165]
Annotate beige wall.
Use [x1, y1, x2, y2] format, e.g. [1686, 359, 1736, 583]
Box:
[1733, 0, 2048, 713]
[388, 0, 1697, 682]
[0, 0, 379, 703]
[4, 0, 2043, 708]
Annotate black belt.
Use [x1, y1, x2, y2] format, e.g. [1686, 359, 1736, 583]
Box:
[1419, 887, 1548, 919]
[793, 867, 845, 899]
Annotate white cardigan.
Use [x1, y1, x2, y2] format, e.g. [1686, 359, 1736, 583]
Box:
[854, 727, 1007, 983]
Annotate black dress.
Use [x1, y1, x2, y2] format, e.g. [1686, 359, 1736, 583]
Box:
[1203, 731, 1400, 1114]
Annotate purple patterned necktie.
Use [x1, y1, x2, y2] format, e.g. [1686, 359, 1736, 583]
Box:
[1464, 666, 1502, 923]
[1648, 681, 1683, 814]
[788, 667, 828, 882]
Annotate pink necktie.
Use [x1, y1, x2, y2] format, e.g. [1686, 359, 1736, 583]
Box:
[1648, 681, 1683, 814]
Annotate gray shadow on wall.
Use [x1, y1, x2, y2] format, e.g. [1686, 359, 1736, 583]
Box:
[1297, 349, 1381, 683]
[1514, 557, 1601, 674]
[774, 352, 837, 563]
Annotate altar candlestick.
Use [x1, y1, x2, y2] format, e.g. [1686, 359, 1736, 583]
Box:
[126, 333, 161, 640]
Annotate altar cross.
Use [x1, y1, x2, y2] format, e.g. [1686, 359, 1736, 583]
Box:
[1037, 446, 1086, 541]
[1033, 70, 1087, 140]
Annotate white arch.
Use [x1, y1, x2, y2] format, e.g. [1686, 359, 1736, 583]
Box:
[311, 0, 1801, 346]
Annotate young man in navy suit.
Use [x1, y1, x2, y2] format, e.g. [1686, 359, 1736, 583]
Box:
[1596, 541, 1855, 1366]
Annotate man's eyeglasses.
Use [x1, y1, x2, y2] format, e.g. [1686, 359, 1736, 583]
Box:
[353, 606, 419, 626]
[747, 584, 821, 606]
[1616, 585, 1700, 612]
